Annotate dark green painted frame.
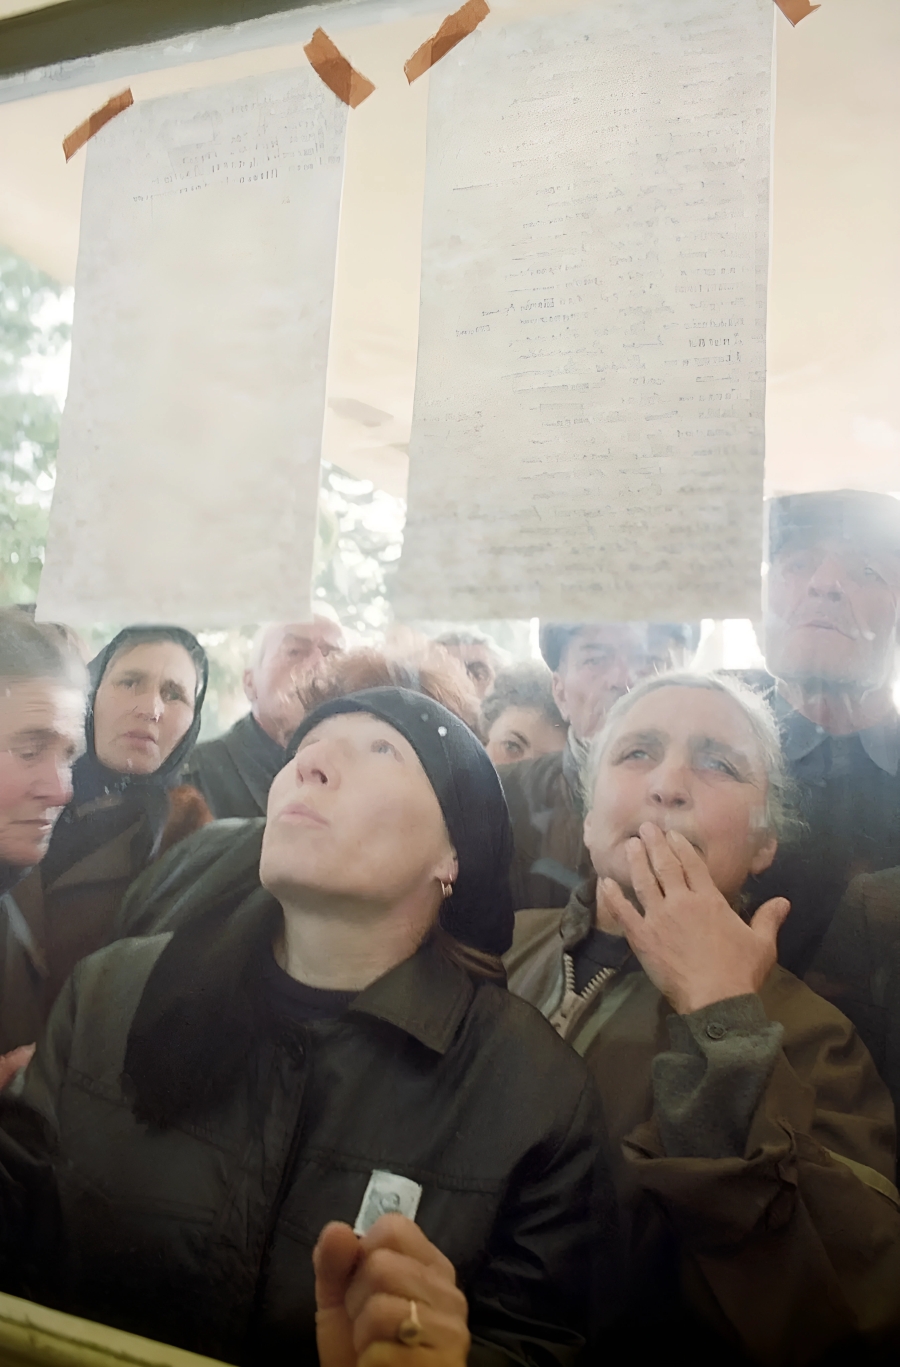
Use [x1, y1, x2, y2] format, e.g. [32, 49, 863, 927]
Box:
[0, 0, 325, 80]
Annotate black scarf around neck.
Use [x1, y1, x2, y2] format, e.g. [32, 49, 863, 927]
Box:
[123, 886, 281, 1128]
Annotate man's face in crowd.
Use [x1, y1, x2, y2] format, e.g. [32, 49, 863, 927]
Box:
[764, 537, 900, 693]
[442, 643, 497, 699]
[583, 685, 776, 907]
[245, 618, 345, 747]
[260, 711, 455, 909]
[0, 678, 84, 867]
[552, 624, 675, 743]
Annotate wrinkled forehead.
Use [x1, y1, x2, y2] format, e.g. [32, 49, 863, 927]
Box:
[268, 619, 343, 655]
[770, 536, 900, 600]
[603, 686, 763, 765]
[105, 638, 197, 683]
[0, 676, 85, 735]
[566, 622, 647, 659]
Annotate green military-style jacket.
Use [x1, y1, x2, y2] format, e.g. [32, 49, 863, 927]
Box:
[506, 883, 900, 1365]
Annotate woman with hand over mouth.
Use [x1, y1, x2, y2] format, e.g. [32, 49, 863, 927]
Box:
[507, 671, 900, 1365]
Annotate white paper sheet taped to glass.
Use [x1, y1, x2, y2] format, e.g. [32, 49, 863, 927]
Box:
[394, 0, 773, 622]
[38, 67, 346, 626]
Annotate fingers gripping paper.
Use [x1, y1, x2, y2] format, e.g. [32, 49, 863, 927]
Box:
[394, 0, 773, 622]
[39, 69, 346, 626]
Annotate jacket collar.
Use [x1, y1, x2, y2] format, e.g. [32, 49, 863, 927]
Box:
[125, 884, 477, 1127]
[562, 729, 588, 813]
[225, 713, 288, 811]
[0, 862, 27, 900]
[560, 876, 637, 970]
[773, 691, 900, 776]
[560, 877, 598, 950]
[350, 935, 474, 1055]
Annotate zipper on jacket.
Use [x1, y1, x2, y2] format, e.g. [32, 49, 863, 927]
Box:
[547, 953, 616, 1038]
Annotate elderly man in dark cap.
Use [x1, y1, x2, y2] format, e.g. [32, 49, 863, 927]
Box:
[750, 490, 900, 975]
[500, 621, 698, 909]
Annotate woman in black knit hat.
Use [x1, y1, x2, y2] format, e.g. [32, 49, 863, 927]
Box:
[0, 687, 620, 1367]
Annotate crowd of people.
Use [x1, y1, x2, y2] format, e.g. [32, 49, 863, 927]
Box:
[1, 486, 900, 1365]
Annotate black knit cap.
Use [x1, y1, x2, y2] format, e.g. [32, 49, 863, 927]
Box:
[288, 687, 514, 956]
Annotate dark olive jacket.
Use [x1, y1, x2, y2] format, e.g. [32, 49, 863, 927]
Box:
[183, 714, 286, 820]
[0, 790, 211, 1055]
[506, 891, 900, 1365]
[499, 748, 591, 912]
[0, 896, 619, 1367]
[112, 818, 265, 942]
[810, 866, 900, 1127]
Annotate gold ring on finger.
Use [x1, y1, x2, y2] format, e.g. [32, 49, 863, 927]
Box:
[396, 1299, 423, 1347]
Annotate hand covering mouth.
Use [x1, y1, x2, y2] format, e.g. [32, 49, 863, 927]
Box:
[629, 822, 704, 854]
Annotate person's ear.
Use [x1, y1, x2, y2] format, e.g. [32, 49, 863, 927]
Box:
[749, 832, 777, 877]
[435, 850, 459, 887]
[243, 668, 257, 705]
[550, 671, 570, 724]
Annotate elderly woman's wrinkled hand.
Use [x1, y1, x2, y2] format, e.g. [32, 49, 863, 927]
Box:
[314, 1214, 470, 1367]
[602, 823, 790, 1017]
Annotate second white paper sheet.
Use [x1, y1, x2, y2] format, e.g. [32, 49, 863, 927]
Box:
[395, 0, 773, 622]
[39, 67, 346, 625]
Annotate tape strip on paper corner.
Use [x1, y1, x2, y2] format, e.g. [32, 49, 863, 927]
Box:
[405, 0, 490, 84]
[304, 28, 376, 108]
[63, 88, 133, 161]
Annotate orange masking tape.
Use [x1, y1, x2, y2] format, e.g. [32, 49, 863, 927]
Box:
[62, 88, 133, 161]
[304, 28, 376, 108]
[773, 0, 821, 24]
[404, 0, 490, 84]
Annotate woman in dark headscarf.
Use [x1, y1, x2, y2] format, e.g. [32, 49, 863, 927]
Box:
[0, 626, 209, 1053]
[1, 687, 619, 1367]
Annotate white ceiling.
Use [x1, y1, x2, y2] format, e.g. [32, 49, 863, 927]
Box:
[0, 0, 66, 17]
[0, 0, 897, 499]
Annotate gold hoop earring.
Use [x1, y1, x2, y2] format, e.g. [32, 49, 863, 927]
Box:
[440, 880, 453, 900]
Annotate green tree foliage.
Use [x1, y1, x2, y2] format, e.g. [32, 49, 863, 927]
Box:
[0, 251, 70, 604]
[315, 462, 404, 634]
[0, 249, 405, 729]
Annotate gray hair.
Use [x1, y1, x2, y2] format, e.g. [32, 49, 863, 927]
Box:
[248, 609, 342, 673]
[583, 670, 799, 844]
[0, 608, 87, 694]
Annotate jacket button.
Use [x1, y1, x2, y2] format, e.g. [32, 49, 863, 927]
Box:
[706, 1021, 726, 1040]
